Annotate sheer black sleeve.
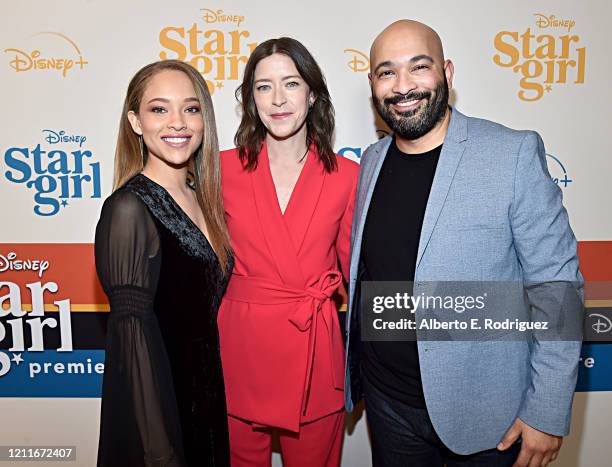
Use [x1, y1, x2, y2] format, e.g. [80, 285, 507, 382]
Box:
[95, 190, 185, 467]
[95, 190, 159, 292]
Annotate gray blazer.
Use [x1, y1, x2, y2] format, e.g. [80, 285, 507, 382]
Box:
[344, 108, 584, 455]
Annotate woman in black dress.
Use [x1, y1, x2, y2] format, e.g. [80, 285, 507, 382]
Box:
[95, 60, 232, 467]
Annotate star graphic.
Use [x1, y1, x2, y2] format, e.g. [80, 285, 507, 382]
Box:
[11, 353, 23, 365]
[60, 199, 68, 207]
[545, 85, 553, 92]
[216, 81, 224, 89]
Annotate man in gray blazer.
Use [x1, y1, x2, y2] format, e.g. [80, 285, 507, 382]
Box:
[345, 20, 583, 466]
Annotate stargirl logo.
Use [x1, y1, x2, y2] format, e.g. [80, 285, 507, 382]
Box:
[337, 129, 389, 162]
[4, 32, 88, 77]
[3, 129, 101, 217]
[0, 280, 73, 378]
[159, 7, 258, 95]
[493, 14, 586, 102]
[344, 49, 370, 72]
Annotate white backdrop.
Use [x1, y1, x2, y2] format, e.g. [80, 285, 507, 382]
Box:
[1, 1, 611, 465]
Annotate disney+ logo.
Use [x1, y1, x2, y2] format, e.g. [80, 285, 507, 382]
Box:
[582, 309, 612, 342]
[546, 153, 572, 189]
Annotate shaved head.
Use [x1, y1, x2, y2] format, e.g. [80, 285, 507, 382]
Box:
[370, 20, 445, 70]
[368, 19, 453, 148]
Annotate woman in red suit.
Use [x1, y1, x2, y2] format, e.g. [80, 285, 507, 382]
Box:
[218, 37, 358, 466]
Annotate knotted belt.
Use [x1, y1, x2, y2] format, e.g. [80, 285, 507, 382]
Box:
[224, 269, 344, 414]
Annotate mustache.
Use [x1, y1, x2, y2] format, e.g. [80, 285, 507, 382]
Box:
[384, 90, 431, 106]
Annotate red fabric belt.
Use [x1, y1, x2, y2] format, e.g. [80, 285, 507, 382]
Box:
[224, 270, 344, 414]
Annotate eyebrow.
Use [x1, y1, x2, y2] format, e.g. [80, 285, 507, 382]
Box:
[373, 55, 435, 74]
[254, 75, 303, 84]
[146, 97, 199, 104]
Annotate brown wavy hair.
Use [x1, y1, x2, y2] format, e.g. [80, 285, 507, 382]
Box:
[113, 60, 231, 271]
[234, 37, 337, 172]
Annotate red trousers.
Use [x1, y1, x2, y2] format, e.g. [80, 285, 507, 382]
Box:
[228, 411, 344, 467]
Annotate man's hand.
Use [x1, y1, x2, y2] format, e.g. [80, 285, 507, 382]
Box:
[497, 418, 563, 467]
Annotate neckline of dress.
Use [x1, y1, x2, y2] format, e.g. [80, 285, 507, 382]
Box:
[262, 142, 312, 217]
[137, 173, 216, 254]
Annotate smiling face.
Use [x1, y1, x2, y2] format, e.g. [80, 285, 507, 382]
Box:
[252, 53, 314, 142]
[127, 69, 204, 168]
[369, 20, 453, 141]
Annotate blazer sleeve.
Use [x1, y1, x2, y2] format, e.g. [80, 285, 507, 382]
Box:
[509, 131, 584, 437]
[95, 191, 184, 467]
[336, 166, 359, 281]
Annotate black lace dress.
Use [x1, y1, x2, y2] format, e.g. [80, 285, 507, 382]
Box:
[95, 174, 232, 467]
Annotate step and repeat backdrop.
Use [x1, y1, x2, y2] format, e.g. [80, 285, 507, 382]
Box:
[1, 0, 611, 465]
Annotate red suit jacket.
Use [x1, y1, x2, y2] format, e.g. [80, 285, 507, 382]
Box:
[218, 144, 358, 432]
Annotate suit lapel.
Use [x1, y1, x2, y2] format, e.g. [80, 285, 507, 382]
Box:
[352, 137, 393, 274]
[250, 143, 308, 288]
[416, 109, 468, 269]
[284, 146, 325, 257]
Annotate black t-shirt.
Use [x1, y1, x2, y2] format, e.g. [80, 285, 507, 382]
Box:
[360, 139, 441, 407]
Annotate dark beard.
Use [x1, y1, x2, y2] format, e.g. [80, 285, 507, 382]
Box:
[374, 75, 449, 140]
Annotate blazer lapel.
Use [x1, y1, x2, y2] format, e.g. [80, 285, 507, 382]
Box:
[416, 109, 468, 269]
[283, 147, 325, 257]
[351, 137, 393, 273]
[251, 144, 306, 288]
